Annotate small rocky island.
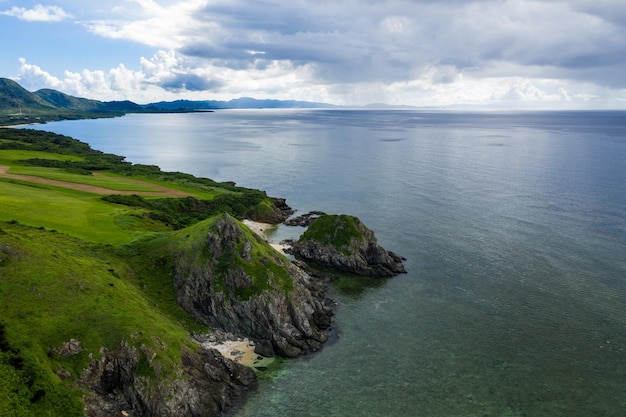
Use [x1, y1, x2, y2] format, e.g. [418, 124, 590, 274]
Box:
[289, 214, 406, 277]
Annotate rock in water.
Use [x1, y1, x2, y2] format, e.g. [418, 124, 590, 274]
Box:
[173, 214, 333, 358]
[290, 214, 406, 277]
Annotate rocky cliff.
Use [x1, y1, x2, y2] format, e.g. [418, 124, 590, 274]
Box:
[80, 341, 256, 417]
[173, 214, 333, 358]
[82, 213, 336, 416]
[289, 214, 406, 277]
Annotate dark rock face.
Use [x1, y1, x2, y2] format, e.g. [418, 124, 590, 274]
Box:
[290, 214, 406, 277]
[57, 339, 83, 358]
[174, 214, 333, 358]
[272, 198, 294, 219]
[80, 341, 256, 417]
[284, 211, 326, 227]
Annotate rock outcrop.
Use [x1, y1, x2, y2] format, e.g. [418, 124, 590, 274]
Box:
[80, 341, 256, 417]
[289, 214, 406, 277]
[283, 211, 326, 226]
[173, 214, 333, 358]
[245, 197, 294, 224]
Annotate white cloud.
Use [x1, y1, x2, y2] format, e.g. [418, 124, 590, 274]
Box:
[14, 51, 626, 109]
[17, 57, 146, 101]
[10, 0, 626, 107]
[83, 0, 209, 49]
[17, 58, 63, 88]
[78, 1, 626, 84]
[1, 4, 73, 22]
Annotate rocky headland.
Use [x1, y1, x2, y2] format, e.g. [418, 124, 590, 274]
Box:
[76, 212, 335, 417]
[288, 214, 406, 277]
[0, 128, 404, 417]
[173, 214, 334, 358]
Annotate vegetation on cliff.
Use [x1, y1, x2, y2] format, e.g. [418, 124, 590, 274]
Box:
[291, 214, 406, 277]
[171, 214, 332, 357]
[298, 214, 366, 254]
[0, 128, 307, 416]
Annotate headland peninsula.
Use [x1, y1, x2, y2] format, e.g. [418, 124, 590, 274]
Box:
[0, 125, 404, 416]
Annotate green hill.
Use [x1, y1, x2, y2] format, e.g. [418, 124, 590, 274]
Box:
[0, 128, 298, 415]
[0, 78, 148, 126]
[34, 89, 143, 113]
[0, 78, 57, 114]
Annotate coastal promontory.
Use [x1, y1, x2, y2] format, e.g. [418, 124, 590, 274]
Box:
[0, 128, 400, 417]
[289, 214, 406, 277]
[173, 214, 333, 358]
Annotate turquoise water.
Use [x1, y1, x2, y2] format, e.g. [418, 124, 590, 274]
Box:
[35, 110, 626, 416]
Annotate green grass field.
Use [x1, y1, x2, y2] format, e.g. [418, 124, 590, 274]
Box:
[0, 129, 285, 415]
[0, 180, 168, 244]
[0, 149, 84, 164]
[0, 222, 198, 416]
[6, 166, 161, 191]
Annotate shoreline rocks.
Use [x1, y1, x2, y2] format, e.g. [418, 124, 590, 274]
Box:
[81, 340, 256, 417]
[283, 211, 326, 227]
[289, 214, 406, 277]
[173, 214, 334, 358]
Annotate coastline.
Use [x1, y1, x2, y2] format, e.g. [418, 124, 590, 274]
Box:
[199, 337, 274, 368]
[242, 219, 291, 254]
[193, 219, 292, 371]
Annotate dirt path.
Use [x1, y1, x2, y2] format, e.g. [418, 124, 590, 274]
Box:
[0, 165, 194, 197]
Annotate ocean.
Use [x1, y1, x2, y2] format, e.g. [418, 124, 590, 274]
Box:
[34, 110, 626, 416]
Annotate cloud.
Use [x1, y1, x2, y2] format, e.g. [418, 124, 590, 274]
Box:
[17, 57, 144, 100]
[16, 51, 228, 101]
[83, 0, 208, 49]
[79, 0, 626, 88]
[1, 4, 73, 22]
[158, 74, 222, 92]
[11, 0, 626, 107]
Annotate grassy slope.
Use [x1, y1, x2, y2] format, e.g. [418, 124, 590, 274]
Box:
[0, 129, 283, 415]
[127, 215, 293, 304]
[299, 214, 366, 255]
[0, 223, 194, 416]
[0, 149, 172, 244]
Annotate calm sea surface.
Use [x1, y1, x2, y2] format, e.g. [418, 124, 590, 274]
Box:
[34, 110, 626, 416]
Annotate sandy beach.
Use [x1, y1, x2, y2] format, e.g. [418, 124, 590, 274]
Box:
[242, 219, 291, 254]
[200, 337, 273, 368]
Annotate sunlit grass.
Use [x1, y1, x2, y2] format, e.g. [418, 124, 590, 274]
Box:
[0, 149, 85, 163]
[6, 166, 161, 192]
[0, 223, 198, 414]
[0, 180, 164, 244]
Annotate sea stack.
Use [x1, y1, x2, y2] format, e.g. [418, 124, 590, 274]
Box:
[290, 214, 406, 277]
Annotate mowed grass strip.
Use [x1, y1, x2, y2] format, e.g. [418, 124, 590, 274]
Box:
[0, 149, 231, 199]
[0, 150, 197, 195]
[6, 166, 160, 192]
[0, 180, 163, 244]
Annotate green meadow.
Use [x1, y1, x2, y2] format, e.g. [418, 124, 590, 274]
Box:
[0, 128, 281, 416]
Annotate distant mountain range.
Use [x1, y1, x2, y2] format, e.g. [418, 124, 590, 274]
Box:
[0, 77, 416, 125]
[147, 97, 336, 110]
[0, 77, 334, 116]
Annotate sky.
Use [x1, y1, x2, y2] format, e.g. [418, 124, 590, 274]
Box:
[1, 0, 626, 108]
